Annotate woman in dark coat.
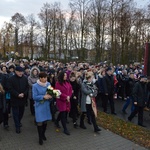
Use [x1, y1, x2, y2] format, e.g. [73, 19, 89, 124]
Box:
[69, 72, 80, 128]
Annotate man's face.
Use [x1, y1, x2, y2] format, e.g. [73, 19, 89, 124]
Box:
[15, 70, 24, 77]
[130, 74, 134, 79]
[107, 70, 112, 76]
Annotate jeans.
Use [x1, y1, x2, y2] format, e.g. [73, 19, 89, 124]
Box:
[12, 106, 25, 129]
[122, 96, 135, 112]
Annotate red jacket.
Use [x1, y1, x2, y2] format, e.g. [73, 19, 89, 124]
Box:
[114, 75, 118, 86]
[55, 81, 72, 112]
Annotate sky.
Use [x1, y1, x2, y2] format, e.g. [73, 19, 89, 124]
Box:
[0, 0, 149, 28]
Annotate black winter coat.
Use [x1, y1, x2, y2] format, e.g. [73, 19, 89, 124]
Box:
[0, 92, 5, 110]
[70, 80, 80, 100]
[0, 73, 7, 90]
[125, 78, 135, 97]
[133, 81, 148, 107]
[8, 74, 29, 107]
[103, 73, 114, 95]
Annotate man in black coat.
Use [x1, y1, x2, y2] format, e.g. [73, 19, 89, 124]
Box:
[128, 75, 148, 127]
[8, 66, 29, 133]
[103, 67, 116, 115]
[122, 72, 135, 114]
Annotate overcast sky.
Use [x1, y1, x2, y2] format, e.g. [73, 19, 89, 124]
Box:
[0, 0, 149, 28]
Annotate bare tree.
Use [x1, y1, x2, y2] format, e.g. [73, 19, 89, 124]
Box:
[90, 0, 108, 62]
[11, 13, 26, 55]
[0, 22, 14, 57]
[69, 0, 91, 61]
[26, 14, 39, 59]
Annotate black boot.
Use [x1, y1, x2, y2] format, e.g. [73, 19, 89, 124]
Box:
[80, 113, 86, 129]
[55, 120, 61, 128]
[94, 126, 101, 132]
[37, 126, 43, 145]
[73, 122, 78, 128]
[42, 123, 47, 141]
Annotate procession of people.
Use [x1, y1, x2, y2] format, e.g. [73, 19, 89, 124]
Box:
[0, 59, 149, 145]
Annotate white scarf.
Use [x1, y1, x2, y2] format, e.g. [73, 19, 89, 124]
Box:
[37, 79, 47, 87]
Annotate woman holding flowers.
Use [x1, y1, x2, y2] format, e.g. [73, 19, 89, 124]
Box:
[32, 72, 52, 145]
[55, 71, 72, 135]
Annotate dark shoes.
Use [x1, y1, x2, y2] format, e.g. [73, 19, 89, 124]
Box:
[94, 126, 101, 132]
[39, 138, 43, 145]
[4, 125, 9, 130]
[16, 128, 21, 134]
[104, 111, 109, 114]
[80, 124, 87, 129]
[73, 122, 78, 128]
[128, 117, 131, 122]
[111, 112, 117, 115]
[87, 120, 92, 125]
[64, 130, 70, 135]
[55, 121, 61, 128]
[138, 124, 146, 127]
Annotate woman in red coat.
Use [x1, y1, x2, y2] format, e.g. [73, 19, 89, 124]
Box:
[55, 71, 72, 135]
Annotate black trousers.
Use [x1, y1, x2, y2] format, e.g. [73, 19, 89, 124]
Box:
[0, 109, 3, 124]
[128, 105, 144, 125]
[30, 98, 35, 115]
[70, 98, 78, 123]
[56, 111, 68, 131]
[103, 94, 115, 113]
[80, 104, 98, 130]
[12, 106, 25, 129]
[3, 101, 10, 126]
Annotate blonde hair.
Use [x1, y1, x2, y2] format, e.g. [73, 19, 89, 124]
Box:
[0, 83, 5, 94]
[85, 71, 94, 80]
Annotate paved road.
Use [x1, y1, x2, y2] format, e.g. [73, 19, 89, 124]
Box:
[0, 103, 148, 150]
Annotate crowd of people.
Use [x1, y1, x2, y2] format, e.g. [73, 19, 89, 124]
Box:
[0, 59, 150, 145]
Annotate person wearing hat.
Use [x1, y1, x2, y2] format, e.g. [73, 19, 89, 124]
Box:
[128, 75, 148, 127]
[103, 67, 117, 115]
[8, 66, 29, 133]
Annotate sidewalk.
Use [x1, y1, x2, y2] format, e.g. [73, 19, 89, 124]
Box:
[0, 106, 148, 150]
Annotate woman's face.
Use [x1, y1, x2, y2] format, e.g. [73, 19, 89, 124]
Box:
[102, 71, 105, 76]
[87, 76, 93, 83]
[70, 76, 76, 82]
[33, 69, 38, 75]
[40, 77, 47, 83]
[63, 73, 67, 81]
[2, 67, 6, 72]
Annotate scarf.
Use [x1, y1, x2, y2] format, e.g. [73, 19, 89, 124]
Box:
[37, 79, 48, 87]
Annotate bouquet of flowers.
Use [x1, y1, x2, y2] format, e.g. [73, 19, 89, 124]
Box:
[47, 85, 61, 98]
[40, 85, 61, 104]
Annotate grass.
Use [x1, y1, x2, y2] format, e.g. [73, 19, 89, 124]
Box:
[97, 111, 150, 149]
